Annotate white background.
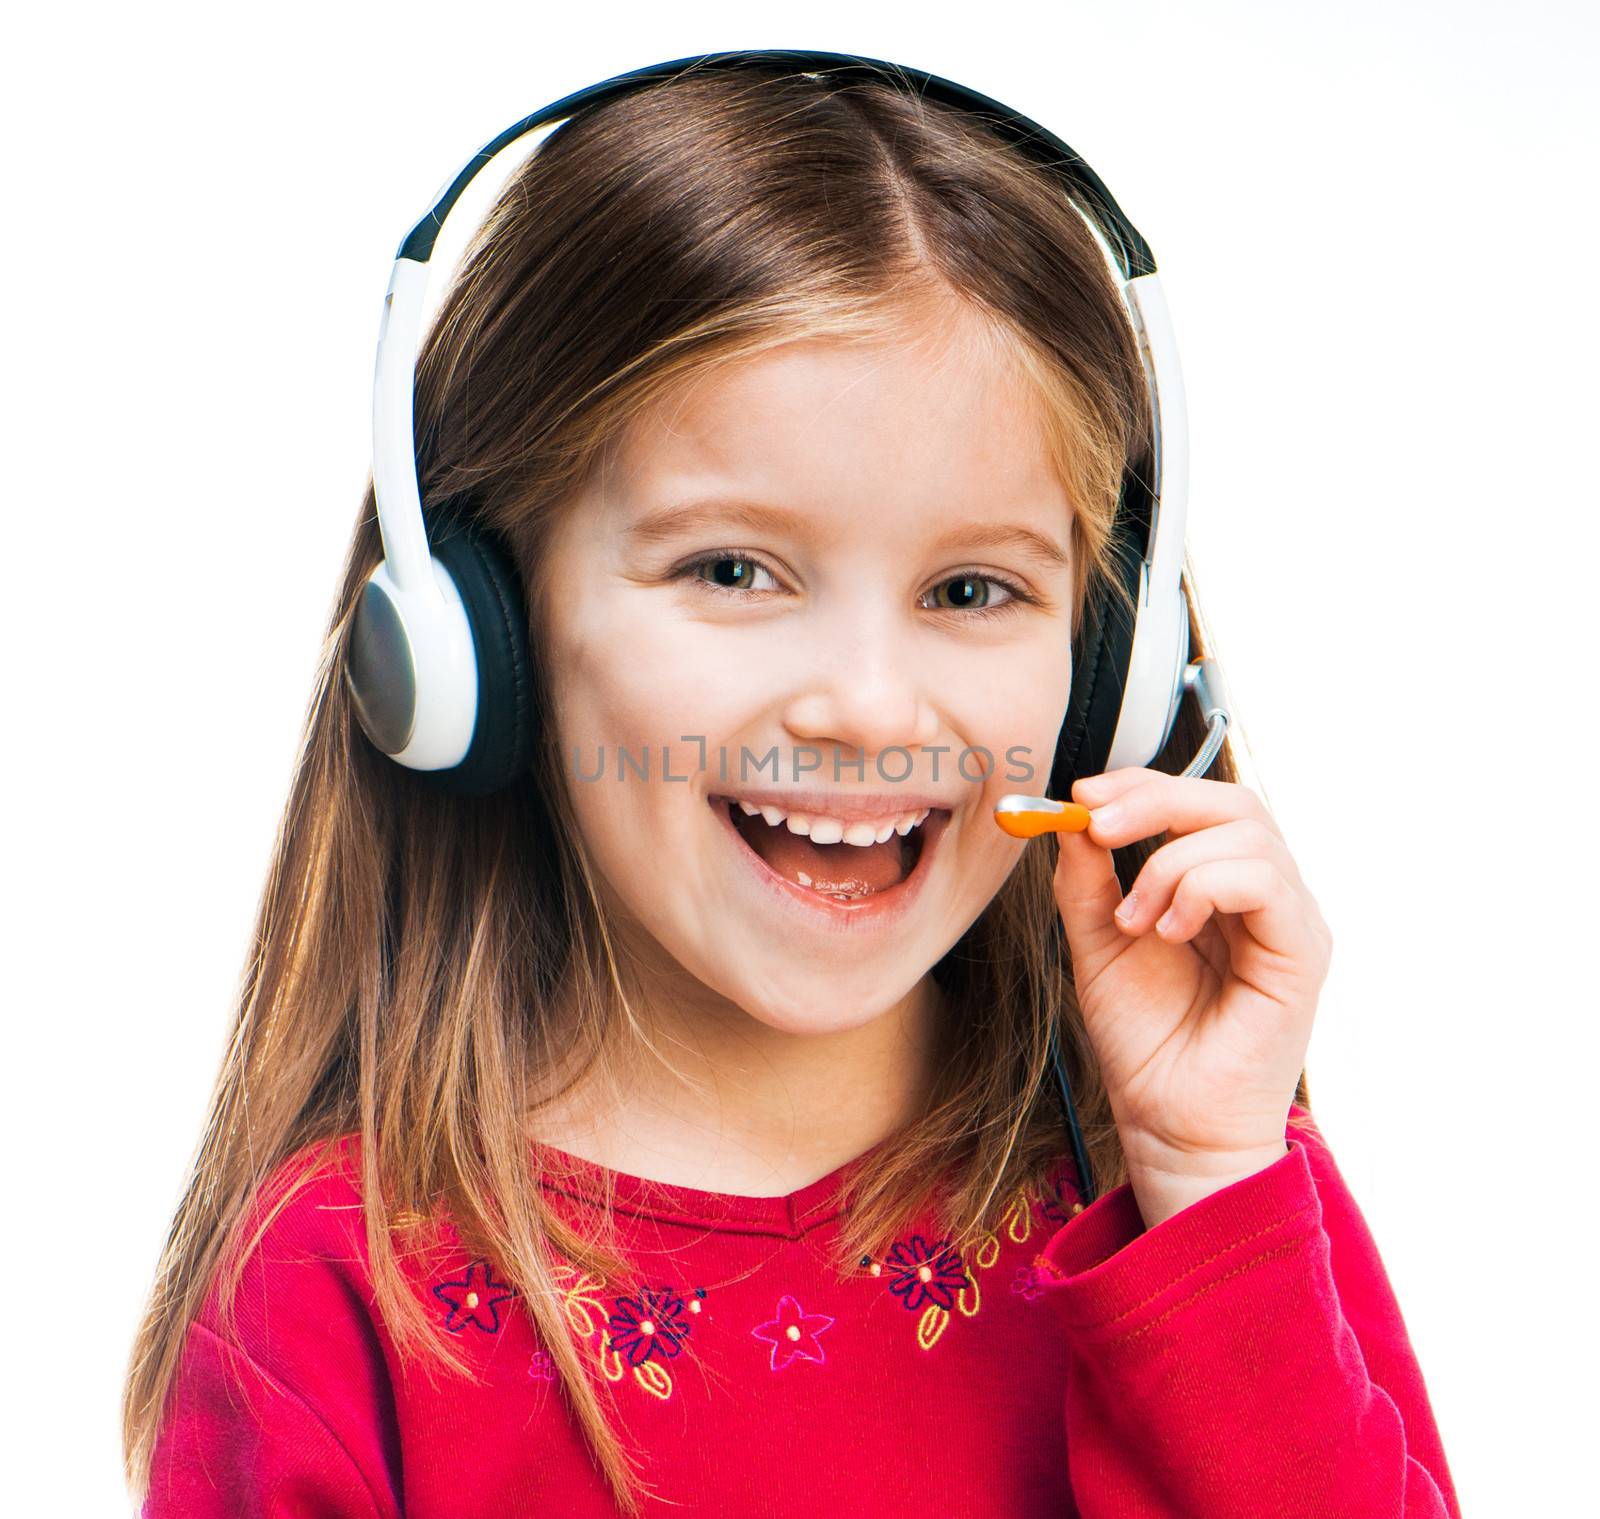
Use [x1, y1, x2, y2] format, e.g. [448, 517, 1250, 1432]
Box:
[4, 1, 1593, 1510]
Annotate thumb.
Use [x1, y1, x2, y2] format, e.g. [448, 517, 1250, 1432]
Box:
[1050, 819, 1126, 978]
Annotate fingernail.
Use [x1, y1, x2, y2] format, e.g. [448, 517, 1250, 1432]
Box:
[1093, 804, 1122, 832]
[1115, 891, 1138, 923]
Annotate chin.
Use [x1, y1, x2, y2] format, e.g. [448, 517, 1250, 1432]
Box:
[690, 963, 931, 1040]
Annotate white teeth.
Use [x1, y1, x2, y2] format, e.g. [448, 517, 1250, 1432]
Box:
[725, 796, 935, 841]
[796, 871, 812, 887]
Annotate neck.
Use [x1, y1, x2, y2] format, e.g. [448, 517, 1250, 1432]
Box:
[525, 953, 945, 1197]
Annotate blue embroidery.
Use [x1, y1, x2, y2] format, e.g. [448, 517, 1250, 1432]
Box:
[606, 1285, 693, 1368]
[433, 1259, 518, 1334]
[883, 1234, 967, 1312]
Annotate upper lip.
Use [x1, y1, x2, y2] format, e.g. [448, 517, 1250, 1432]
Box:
[709, 788, 959, 822]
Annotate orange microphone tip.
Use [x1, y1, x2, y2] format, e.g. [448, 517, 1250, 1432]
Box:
[992, 793, 1092, 838]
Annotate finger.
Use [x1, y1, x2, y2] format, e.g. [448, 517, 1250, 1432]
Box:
[1069, 766, 1155, 808]
[1151, 857, 1319, 968]
[1049, 813, 1128, 969]
[1082, 771, 1279, 853]
[1108, 819, 1302, 935]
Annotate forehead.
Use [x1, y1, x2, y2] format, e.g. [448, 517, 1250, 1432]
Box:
[602, 313, 1068, 528]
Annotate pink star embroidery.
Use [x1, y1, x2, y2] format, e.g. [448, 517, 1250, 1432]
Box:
[750, 1293, 834, 1371]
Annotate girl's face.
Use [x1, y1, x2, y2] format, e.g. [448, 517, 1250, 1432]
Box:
[539, 305, 1078, 1039]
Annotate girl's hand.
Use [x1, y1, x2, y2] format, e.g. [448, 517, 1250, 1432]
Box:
[1053, 766, 1333, 1227]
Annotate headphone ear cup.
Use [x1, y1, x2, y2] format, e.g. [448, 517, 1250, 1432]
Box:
[1052, 523, 1142, 795]
[413, 497, 538, 798]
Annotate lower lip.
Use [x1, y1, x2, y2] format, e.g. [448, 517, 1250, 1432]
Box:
[707, 796, 953, 933]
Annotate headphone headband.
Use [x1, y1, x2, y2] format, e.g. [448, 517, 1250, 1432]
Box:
[396, 50, 1156, 279]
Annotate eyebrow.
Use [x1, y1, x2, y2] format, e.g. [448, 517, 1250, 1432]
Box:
[627, 499, 1071, 571]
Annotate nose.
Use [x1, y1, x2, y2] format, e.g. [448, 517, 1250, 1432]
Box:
[778, 615, 942, 764]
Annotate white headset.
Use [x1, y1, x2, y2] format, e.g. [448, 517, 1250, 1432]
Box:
[347, 48, 1231, 803]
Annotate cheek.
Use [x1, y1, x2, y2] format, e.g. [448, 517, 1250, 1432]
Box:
[949, 638, 1073, 799]
[933, 644, 1073, 893]
[550, 593, 719, 753]
[545, 603, 752, 868]
[553, 580, 805, 782]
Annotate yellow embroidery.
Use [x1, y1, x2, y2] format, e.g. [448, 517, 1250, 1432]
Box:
[918, 1304, 949, 1349]
[552, 1262, 684, 1402]
[956, 1264, 981, 1319]
[906, 1183, 1057, 1351]
[551, 1265, 609, 1338]
[1002, 1187, 1033, 1244]
[634, 1361, 673, 1399]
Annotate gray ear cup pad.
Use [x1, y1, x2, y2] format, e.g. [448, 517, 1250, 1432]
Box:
[1051, 495, 1146, 795]
[413, 498, 538, 798]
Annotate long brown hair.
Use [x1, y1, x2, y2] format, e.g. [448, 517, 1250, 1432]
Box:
[123, 60, 1311, 1513]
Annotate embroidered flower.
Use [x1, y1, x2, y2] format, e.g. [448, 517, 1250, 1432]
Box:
[1038, 1173, 1079, 1225]
[433, 1259, 518, 1334]
[607, 1286, 692, 1368]
[1031, 1252, 1068, 1285]
[750, 1294, 835, 1371]
[884, 1234, 967, 1312]
[1011, 1263, 1046, 1301]
[528, 1350, 556, 1381]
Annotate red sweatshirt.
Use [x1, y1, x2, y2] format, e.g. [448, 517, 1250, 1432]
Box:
[142, 1104, 1461, 1516]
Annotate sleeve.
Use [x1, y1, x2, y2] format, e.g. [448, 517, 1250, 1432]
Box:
[142, 1147, 404, 1519]
[1032, 1105, 1461, 1519]
[142, 1323, 392, 1518]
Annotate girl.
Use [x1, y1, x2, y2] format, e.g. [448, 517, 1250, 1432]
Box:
[124, 54, 1461, 1517]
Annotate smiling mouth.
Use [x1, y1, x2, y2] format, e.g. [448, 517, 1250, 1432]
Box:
[709, 796, 943, 902]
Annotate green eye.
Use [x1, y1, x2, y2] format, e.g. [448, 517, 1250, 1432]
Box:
[695, 556, 763, 590]
[676, 552, 1038, 624]
[922, 573, 1032, 618]
[678, 551, 781, 595]
[927, 575, 998, 611]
